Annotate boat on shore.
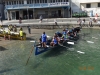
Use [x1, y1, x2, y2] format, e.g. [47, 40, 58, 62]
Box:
[0, 28, 26, 40]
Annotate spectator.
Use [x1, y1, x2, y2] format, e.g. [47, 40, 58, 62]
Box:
[89, 18, 93, 27]
[13, 25, 17, 32]
[77, 18, 82, 27]
[27, 25, 31, 34]
[39, 15, 43, 23]
[19, 17, 22, 24]
[81, 19, 85, 26]
[54, 19, 57, 25]
[97, 20, 100, 27]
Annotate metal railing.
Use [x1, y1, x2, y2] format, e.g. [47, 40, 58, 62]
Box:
[5, 2, 69, 9]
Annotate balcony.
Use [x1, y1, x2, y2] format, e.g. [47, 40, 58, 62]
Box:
[5, 2, 69, 10]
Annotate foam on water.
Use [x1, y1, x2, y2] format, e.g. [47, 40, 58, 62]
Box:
[68, 48, 75, 51]
[92, 37, 98, 39]
[77, 51, 85, 54]
[87, 41, 94, 44]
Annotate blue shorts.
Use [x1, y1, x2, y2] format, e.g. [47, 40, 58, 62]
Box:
[42, 40, 46, 43]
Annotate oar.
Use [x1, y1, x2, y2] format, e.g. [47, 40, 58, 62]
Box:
[26, 46, 34, 65]
[58, 43, 68, 49]
[67, 42, 74, 45]
[26, 41, 36, 65]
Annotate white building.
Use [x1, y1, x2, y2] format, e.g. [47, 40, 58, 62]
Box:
[4, 0, 100, 20]
[4, 0, 71, 20]
[71, 0, 100, 16]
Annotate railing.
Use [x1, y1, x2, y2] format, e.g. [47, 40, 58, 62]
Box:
[5, 2, 69, 9]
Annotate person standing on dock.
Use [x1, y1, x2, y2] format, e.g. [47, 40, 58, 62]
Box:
[19, 17, 22, 24]
[89, 18, 93, 27]
[39, 15, 43, 23]
[54, 19, 57, 25]
[27, 25, 31, 34]
[77, 18, 82, 28]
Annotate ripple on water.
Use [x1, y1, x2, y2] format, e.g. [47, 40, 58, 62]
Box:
[0, 29, 100, 75]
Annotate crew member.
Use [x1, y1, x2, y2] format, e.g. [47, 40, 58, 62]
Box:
[19, 29, 23, 40]
[8, 29, 11, 40]
[50, 35, 58, 47]
[41, 32, 47, 47]
[3, 29, 6, 40]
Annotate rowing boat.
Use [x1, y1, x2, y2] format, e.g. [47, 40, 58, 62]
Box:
[34, 37, 78, 55]
[34, 35, 80, 55]
[34, 40, 71, 55]
[34, 27, 81, 55]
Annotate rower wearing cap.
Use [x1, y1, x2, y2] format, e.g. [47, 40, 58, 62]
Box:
[41, 32, 47, 47]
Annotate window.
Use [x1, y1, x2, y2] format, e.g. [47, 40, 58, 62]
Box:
[98, 3, 100, 7]
[45, 0, 47, 3]
[7, 1, 9, 5]
[22, 0, 24, 4]
[16, 1, 18, 4]
[27, 0, 30, 4]
[86, 3, 91, 8]
[14, 1, 16, 4]
[11, 1, 13, 5]
[9, 2, 11, 5]
[19, 1, 21, 4]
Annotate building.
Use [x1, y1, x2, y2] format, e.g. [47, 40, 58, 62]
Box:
[71, 0, 100, 17]
[0, 0, 5, 20]
[4, 0, 71, 20]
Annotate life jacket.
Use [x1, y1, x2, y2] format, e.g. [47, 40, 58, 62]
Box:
[20, 30, 23, 36]
[8, 29, 10, 35]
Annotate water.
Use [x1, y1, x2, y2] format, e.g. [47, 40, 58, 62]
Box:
[0, 28, 100, 75]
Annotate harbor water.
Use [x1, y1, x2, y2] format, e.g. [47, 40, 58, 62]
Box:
[0, 28, 100, 75]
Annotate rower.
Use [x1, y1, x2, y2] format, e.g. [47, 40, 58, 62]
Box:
[41, 32, 47, 47]
[61, 29, 67, 42]
[62, 29, 66, 36]
[50, 35, 58, 47]
[73, 27, 81, 37]
[37, 37, 42, 47]
[62, 33, 68, 41]
[67, 32, 73, 40]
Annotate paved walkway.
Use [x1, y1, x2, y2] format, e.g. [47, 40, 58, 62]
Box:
[1, 17, 100, 26]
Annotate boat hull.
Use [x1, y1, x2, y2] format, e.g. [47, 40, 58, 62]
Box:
[35, 45, 59, 55]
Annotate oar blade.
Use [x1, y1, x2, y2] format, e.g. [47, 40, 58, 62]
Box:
[67, 42, 74, 45]
[30, 41, 35, 42]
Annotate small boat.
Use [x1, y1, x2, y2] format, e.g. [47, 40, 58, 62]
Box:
[0, 28, 26, 40]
